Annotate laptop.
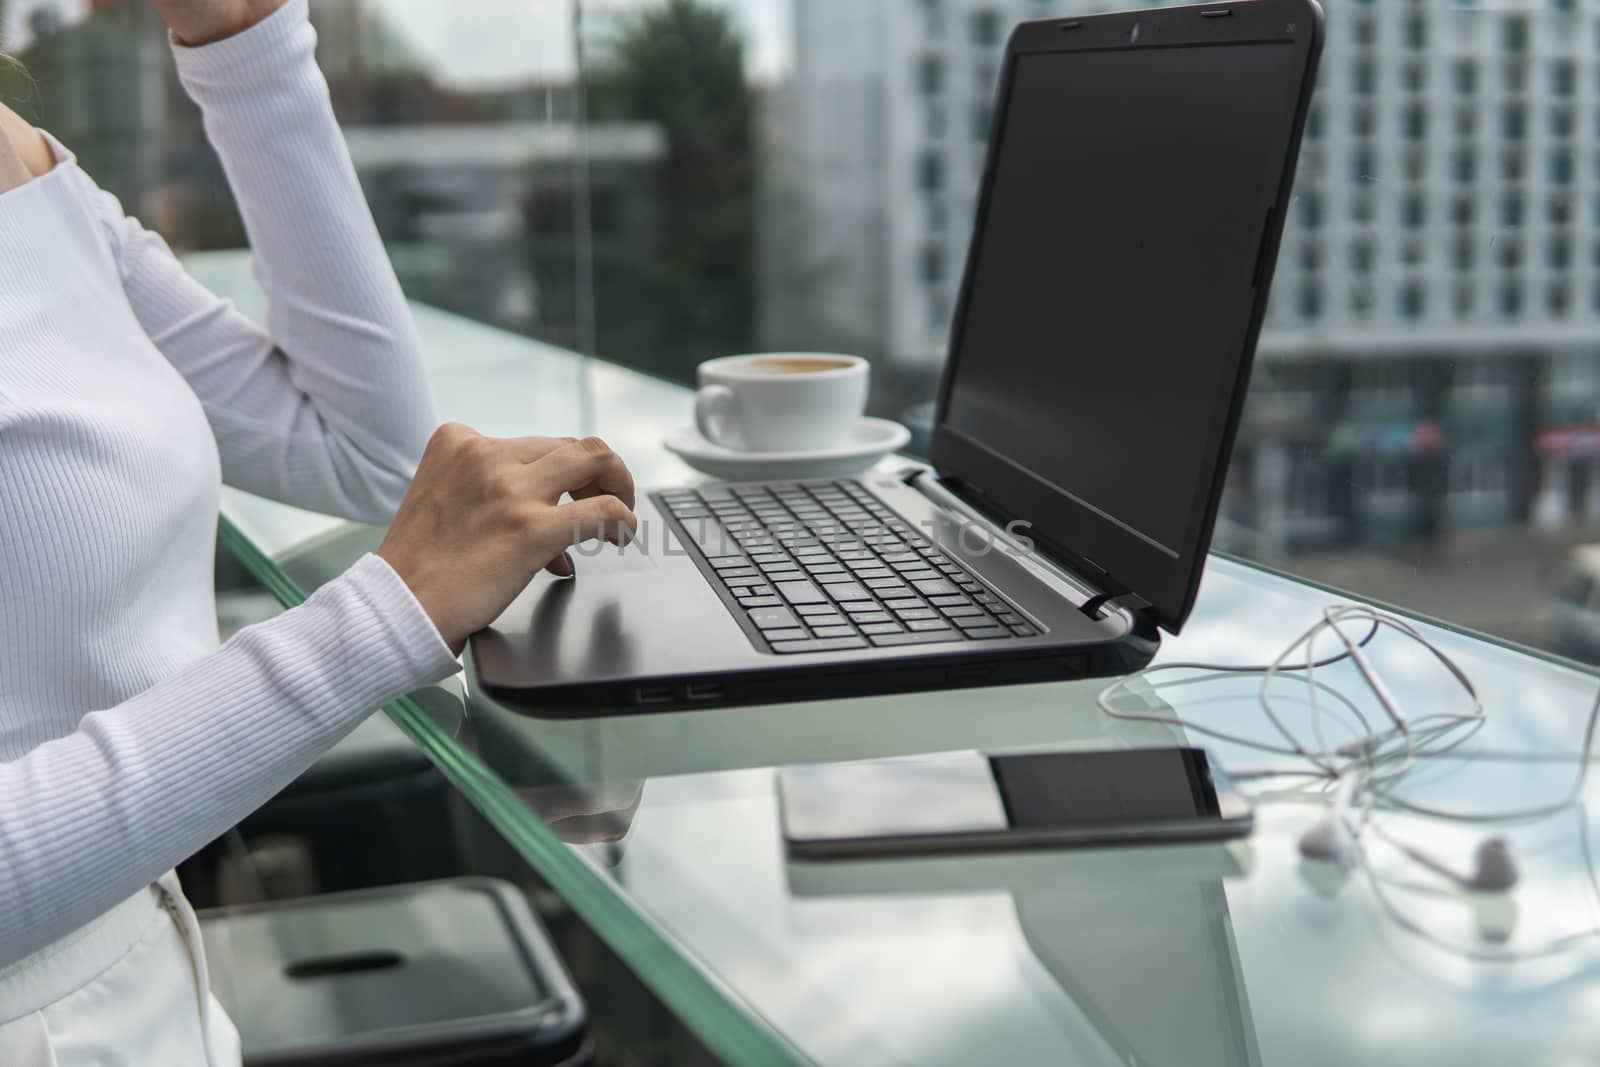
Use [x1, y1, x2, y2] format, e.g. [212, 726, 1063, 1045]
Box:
[472, 0, 1324, 716]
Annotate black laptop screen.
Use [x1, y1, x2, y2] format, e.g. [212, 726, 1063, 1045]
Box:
[939, 37, 1303, 619]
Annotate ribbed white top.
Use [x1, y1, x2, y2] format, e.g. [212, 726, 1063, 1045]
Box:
[0, 0, 458, 966]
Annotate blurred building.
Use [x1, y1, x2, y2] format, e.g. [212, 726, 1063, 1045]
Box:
[784, 0, 1600, 552]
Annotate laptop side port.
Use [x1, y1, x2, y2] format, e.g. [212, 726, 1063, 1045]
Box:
[634, 686, 674, 706]
[686, 682, 726, 702]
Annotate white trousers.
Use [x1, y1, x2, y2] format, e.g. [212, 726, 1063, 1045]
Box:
[0, 873, 241, 1066]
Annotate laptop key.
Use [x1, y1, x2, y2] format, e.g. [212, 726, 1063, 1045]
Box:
[771, 637, 869, 654]
[882, 598, 922, 612]
[869, 630, 963, 647]
[765, 627, 808, 642]
[907, 619, 954, 633]
[852, 611, 894, 625]
[995, 612, 1024, 625]
[915, 579, 960, 598]
[853, 568, 894, 582]
[860, 622, 904, 636]
[806, 613, 848, 628]
[741, 595, 781, 607]
[827, 583, 873, 602]
[844, 602, 883, 616]
[777, 580, 826, 605]
[748, 606, 800, 630]
[930, 594, 971, 608]
[795, 603, 837, 616]
[964, 626, 1011, 640]
[811, 625, 857, 639]
[718, 569, 760, 582]
[942, 604, 987, 618]
[1011, 624, 1037, 636]
[955, 615, 1000, 631]
[711, 556, 752, 570]
[895, 608, 939, 621]
[815, 571, 858, 585]
[975, 593, 1000, 606]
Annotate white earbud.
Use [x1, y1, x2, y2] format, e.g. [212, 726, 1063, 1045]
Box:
[1298, 814, 1353, 862]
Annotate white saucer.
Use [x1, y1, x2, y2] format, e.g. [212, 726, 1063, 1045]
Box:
[664, 417, 912, 481]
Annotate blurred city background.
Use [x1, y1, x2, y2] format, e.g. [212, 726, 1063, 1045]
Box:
[6, 0, 1600, 662]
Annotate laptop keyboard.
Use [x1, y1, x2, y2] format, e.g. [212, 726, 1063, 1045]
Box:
[654, 480, 1039, 655]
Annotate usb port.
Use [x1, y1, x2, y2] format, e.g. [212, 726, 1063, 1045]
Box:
[686, 682, 725, 702]
[634, 686, 674, 705]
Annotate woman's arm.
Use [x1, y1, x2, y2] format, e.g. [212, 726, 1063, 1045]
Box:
[0, 555, 458, 965]
[0, 421, 638, 965]
[84, 0, 436, 522]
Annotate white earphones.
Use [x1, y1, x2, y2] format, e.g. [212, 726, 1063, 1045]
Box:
[1296, 766, 1520, 892]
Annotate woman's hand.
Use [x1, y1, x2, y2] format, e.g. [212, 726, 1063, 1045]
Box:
[150, 0, 287, 46]
[377, 424, 639, 655]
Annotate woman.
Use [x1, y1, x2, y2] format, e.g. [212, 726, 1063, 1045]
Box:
[0, 0, 637, 1061]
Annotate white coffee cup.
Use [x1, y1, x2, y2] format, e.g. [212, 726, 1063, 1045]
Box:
[695, 353, 869, 452]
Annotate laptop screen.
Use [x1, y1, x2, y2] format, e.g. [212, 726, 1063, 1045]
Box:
[936, 27, 1310, 630]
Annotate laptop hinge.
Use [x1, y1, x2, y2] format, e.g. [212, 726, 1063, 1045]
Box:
[1081, 592, 1152, 623]
[901, 467, 1128, 622]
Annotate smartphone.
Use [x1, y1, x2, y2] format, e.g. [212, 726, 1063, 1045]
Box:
[777, 747, 1251, 859]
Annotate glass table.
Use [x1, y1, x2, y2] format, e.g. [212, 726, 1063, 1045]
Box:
[195, 254, 1600, 1066]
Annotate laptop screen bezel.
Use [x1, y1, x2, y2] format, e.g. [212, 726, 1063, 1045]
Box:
[927, 0, 1324, 635]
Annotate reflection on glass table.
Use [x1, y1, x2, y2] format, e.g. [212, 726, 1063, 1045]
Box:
[202, 259, 1600, 1067]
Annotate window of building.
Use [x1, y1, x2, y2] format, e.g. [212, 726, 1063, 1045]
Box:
[1500, 194, 1524, 229]
[1502, 104, 1526, 141]
[1452, 149, 1476, 184]
[1350, 241, 1374, 274]
[1549, 284, 1572, 316]
[1402, 105, 1427, 141]
[970, 102, 990, 142]
[1552, 61, 1576, 97]
[970, 10, 1001, 47]
[1403, 15, 1426, 50]
[1401, 194, 1425, 229]
[916, 55, 944, 96]
[1551, 150, 1574, 186]
[1497, 239, 1523, 270]
[1300, 193, 1324, 230]
[1549, 236, 1572, 271]
[919, 242, 945, 283]
[1499, 281, 1524, 318]
[916, 151, 944, 192]
[1352, 59, 1375, 94]
[1352, 150, 1376, 183]
[1503, 17, 1529, 54]
[1453, 237, 1475, 272]
[1452, 196, 1477, 226]
[1399, 284, 1426, 320]
[1452, 60, 1478, 95]
[1299, 285, 1323, 320]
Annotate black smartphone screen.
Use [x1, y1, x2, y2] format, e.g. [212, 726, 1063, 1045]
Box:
[991, 748, 1222, 830]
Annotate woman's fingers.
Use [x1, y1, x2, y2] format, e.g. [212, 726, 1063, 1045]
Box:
[553, 494, 639, 548]
[500, 434, 579, 465]
[525, 436, 637, 509]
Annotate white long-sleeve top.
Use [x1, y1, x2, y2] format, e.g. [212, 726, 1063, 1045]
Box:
[0, 0, 459, 965]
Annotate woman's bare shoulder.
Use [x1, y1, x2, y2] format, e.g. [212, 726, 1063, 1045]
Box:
[0, 103, 56, 178]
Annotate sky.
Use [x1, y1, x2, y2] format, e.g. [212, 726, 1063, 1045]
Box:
[371, 0, 794, 85]
[3, 0, 794, 84]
